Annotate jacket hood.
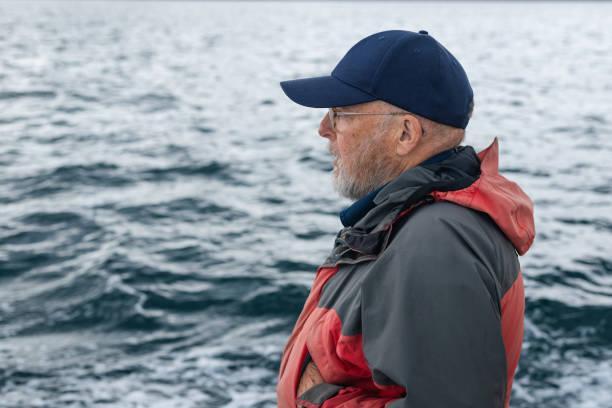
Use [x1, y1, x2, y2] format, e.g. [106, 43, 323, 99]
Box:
[346, 137, 535, 257]
[431, 138, 535, 255]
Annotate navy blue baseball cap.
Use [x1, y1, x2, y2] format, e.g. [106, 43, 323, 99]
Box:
[280, 30, 473, 129]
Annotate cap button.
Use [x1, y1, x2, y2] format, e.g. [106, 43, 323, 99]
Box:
[418, 30, 429, 35]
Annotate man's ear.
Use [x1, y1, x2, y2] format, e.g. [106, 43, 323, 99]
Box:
[396, 114, 423, 156]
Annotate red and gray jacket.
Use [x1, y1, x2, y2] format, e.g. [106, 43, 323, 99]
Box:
[276, 138, 535, 408]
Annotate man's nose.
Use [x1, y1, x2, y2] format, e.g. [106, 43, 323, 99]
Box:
[318, 112, 335, 140]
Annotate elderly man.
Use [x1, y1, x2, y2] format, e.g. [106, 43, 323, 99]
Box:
[276, 30, 535, 408]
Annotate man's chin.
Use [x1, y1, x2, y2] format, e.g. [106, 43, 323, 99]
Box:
[332, 174, 359, 200]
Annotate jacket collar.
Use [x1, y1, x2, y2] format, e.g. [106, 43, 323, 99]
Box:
[323, 145, 481, 267]
[339, 184, 387, 228]
[338, 148, 459, 227]
[355, 145, 480, 233]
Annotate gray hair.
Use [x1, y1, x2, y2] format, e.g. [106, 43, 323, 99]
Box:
[414, 99, 474, 149]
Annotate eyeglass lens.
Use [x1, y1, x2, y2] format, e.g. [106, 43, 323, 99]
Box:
[328, 109, 335, 130]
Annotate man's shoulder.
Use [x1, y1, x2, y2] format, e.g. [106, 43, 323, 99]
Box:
[363, 201, 498, 301]
[378, 199, 519, 291]
[391, 200, 488, 244]
[383, 199, 515, 268]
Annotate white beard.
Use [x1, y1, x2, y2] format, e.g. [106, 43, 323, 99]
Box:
[332, 156, 362, 200]
[331, 146, 400, 201]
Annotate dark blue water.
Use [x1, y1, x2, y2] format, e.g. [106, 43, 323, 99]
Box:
[1, 1, 611, 407]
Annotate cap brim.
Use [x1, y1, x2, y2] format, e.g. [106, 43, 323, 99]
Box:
[280, 75, 376, 108]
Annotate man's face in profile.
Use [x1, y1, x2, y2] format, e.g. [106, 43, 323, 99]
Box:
[318, 101, 403, 200]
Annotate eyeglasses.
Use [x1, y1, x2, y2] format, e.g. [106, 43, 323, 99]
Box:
[328, 108, 407, 131]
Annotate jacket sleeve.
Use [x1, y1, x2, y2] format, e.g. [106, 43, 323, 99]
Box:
[359, 204, 508, 407]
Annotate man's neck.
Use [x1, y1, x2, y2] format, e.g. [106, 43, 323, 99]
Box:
[399, 145, 459, 173]
[339, 147, 459, 227]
